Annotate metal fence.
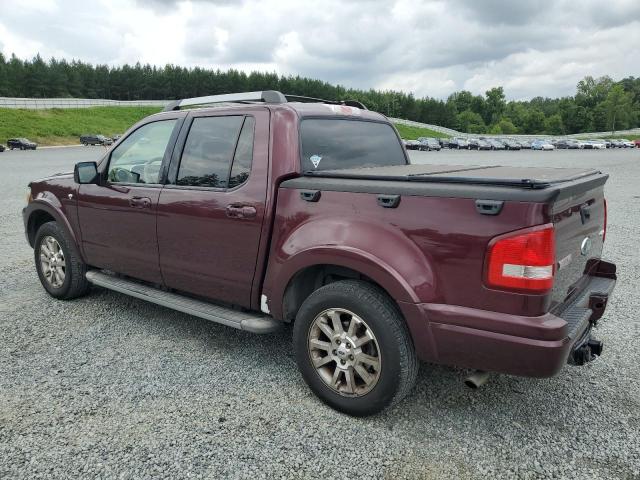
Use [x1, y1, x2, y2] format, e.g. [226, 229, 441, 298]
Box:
[391, 117, 640, 139]
[0, 97, 170, 109]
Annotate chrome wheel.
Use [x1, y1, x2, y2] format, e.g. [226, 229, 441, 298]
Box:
[39, 236, 66, 288]
[307, 308, 381, 397]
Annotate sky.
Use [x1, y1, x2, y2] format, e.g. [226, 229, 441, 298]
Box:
[0, 0, 639, 100]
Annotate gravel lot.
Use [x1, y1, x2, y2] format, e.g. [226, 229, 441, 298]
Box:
[1, 146, 639, 479]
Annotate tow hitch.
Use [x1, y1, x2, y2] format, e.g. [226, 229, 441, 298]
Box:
[570, 336, 604, 366]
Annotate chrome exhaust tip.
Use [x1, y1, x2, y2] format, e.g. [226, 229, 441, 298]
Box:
[464, 370, 490, 389]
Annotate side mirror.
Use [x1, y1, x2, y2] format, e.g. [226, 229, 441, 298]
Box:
[74, 161, 99, 184]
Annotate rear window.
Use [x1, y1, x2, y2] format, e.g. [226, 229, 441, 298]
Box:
[300, 119, 407, 172]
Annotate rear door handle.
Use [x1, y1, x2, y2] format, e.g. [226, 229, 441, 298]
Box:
[226, 204, 257, 219]
[129, 196, 151, 208]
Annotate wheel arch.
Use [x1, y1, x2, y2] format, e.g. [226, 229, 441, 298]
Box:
[270, 247, 422, 323]
[25, 201, 83, 261]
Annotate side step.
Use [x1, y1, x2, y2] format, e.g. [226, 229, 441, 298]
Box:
[85, 270, 281, 334]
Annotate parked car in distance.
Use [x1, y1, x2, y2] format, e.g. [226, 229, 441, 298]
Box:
[404, 139, 422, 150]
[7, 138, 37, 150]
[449, 137, 470, 149]
[80, 134, 113, 146]
[501, 138, 521, 150]
[418, 137, 441, 151]
[620, 139, 635, 148]
[633, 139, 640, 148]
[589, 140, 607, 150]
[111, 134, 122, 142]
[556, 139, 580, 149]
[518, 140, 532, 149]
[532, 140, 555, 151]
[487, 139, 505, 150]
[0, 144, 5, 152]
[468, 138, 491, 150]
[22, 90, 616, 417]
[610, 139, 625, 148]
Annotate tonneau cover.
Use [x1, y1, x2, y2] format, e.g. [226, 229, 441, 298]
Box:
[304, 164, 601, 189]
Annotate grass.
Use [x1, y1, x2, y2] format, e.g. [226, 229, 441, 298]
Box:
[393, 123, 449, 140]
[0, 106, 163, 146]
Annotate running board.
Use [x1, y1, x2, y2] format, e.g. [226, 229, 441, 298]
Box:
[85, 270, 281, 334]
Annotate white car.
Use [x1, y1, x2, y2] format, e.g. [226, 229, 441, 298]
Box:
[532, 140, 555, 151]
[620, 139, 635, 148]
[589, 140, 607, 149]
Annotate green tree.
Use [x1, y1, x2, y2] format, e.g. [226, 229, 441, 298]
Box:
[602, 84, 634, 133]
[492, 117, 518, 134]
[544, 114, 564, 135]
[456, 110, 486, 133]
[484, 86, 506, 125]
[524, 109, 546, 134]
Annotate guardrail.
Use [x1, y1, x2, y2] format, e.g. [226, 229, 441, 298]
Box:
[391, 117, 640, 139]
[0, 97, 170, 109]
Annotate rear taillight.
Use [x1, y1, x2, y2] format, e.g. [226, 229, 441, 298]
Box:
[485, 224, 555, 293]
[603, 198, 607, 243]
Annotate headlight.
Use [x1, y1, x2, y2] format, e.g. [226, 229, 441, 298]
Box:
[26, 187, 32, 204]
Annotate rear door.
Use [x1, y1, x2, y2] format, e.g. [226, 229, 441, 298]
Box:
[156, 108, 270, 308]
[77, 117, 181, 284]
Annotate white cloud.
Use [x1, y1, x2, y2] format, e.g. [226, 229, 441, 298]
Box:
[0, 0, 638, 100]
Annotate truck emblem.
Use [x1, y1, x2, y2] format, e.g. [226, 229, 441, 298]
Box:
[580, 237, 592, 256]
[310, 155, 322, 168]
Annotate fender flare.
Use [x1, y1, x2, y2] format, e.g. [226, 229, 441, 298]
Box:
[268, 246, 424, 320]
[24, 198, 84, 262]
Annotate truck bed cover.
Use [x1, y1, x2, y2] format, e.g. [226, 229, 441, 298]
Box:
[283, 164, 608, 203]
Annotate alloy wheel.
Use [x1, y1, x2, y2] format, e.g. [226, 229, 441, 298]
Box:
[307, 308, 382, 397]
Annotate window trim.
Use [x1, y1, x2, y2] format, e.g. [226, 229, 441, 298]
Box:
[103, 117, 182, 187]
[168, 113, 256, 192]
[297, 116, 409, 173]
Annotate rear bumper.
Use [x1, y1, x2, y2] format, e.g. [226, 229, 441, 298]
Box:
[400, 260, 617, 377]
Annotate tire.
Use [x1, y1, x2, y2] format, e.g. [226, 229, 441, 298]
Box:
[293, 280, 418, 417]
[34, 221, 90, 300]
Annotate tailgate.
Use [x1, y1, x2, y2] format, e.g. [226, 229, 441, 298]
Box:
[550, 181, 607, 312]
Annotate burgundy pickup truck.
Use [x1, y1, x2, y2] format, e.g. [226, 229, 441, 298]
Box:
[23, 91, 616, 416]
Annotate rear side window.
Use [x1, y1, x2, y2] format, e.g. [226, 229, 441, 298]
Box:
[300, 119, 407, 172]
[229, 117, 255, 188]
[177, 115, 255, 189]
[177, 116, 244, 188]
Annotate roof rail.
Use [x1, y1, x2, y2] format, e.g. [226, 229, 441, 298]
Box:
[163, 90, 286, 111]
[163, 90, 367, 111]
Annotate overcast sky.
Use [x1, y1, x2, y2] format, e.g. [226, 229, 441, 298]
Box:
[1, 0, 639, 100]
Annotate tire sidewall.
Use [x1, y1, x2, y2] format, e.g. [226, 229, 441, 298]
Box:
[293, 284, 405, 416]
[34, 223, 74, 298]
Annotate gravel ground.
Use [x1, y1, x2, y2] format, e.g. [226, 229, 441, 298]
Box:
[1, 146, 639, 479]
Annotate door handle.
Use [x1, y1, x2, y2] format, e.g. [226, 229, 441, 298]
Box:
[226, 204, 257, 219]
[129, 196, 151, 208]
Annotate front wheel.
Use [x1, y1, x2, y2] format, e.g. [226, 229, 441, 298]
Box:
[293, 280, 418, 416]
[34, 221, 90, 299]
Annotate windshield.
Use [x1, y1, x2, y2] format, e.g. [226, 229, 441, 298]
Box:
[300, 119, 407, 172]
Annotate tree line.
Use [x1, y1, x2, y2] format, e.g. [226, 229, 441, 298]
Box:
[0, 53, 638, 135]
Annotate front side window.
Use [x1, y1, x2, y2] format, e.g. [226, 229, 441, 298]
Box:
[108, 119, 177, 184]
[176, 115, 254, 189]
[300, 119, 407, 172]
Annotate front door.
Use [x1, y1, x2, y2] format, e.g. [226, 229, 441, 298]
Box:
[77, 118, 180, 284]
[156, 109, 269, 308]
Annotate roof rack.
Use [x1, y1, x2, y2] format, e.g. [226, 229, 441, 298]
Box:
[163, 90, 367, 112]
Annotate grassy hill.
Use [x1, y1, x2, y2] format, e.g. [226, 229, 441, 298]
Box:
[0, 106, 450, 146]
[0, 107, 163, 146]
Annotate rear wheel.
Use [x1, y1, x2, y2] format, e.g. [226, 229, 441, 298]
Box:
[293, 280, 418, 416]
[34, 221, 90, 300]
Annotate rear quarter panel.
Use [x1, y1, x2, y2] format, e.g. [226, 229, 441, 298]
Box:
[264, 187, 549, 319]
